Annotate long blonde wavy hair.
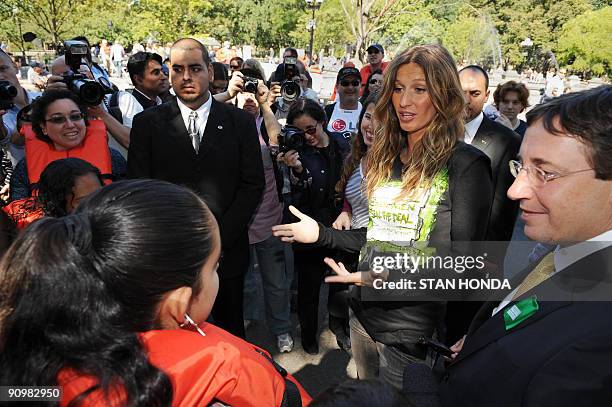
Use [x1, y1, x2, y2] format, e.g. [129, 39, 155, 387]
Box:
[365, 44, 465, 199]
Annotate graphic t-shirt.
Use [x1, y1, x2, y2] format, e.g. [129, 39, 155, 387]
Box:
[359, 160, 449, 276]
[326, 102, 361, 160]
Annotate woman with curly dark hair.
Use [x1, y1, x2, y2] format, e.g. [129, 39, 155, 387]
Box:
[2, 157, 103, 228]
[9, 89, 126, 201]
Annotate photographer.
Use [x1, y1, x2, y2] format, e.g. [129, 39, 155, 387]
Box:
[233, 67, 295, 353]
[45, 53, 130, 157]
[277, 98, 343, 354]
[0, 49, 42, 168]
[107, 52, 170, 127]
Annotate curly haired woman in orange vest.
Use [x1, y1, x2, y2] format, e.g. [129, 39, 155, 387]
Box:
[9, 89, 126, 201]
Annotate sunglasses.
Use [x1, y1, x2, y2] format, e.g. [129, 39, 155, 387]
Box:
[368, 49, 381, 54]
[45, 112, 85, 124]
[303, 125, 318, 135]
[369, 79, 382, 85]
[230, 65, 241, 69]
[340, 80, 360, 87]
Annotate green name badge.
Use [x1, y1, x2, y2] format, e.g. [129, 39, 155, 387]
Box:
[504, 296, 539, 330]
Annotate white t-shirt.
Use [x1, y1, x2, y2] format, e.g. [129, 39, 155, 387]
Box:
[117, 90, 162, 128]
[326, 102, 361, 134]
[110, 44, 124, 62]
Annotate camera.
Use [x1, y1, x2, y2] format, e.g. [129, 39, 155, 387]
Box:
[280, 57, 301, 102]
[242, 76, 259, 94]
[278, 125, 305, 153]
[0, 80, 18, 111]
[61, 40, 112, 106]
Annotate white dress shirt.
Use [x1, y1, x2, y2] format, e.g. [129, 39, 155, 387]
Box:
[492, 229, 612, 315]
[464, 111, 484, 145]
[177, 92, 213, 149]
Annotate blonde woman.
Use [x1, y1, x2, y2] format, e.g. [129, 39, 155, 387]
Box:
[273, 44, 493, 387]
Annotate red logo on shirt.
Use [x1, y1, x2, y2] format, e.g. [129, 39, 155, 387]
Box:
[331, 119, 347, 132]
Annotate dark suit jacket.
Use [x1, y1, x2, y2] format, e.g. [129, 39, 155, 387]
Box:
[471, 116, 521, 242]
[127, 97, 265, 279]
[440, 245, 612, 406]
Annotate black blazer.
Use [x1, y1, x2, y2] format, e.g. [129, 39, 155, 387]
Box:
[440, 246, 612, 406]
[127, 97, 265, 279]
[471, 116, 521, 242]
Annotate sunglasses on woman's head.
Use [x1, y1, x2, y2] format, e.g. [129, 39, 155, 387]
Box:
[340, 80, 360, 87]
[45, 113, 85, 124]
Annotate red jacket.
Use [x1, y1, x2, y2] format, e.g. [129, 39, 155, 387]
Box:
[59, 324, 311, 406]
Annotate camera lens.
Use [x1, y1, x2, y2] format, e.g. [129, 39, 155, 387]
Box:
[0, 81, 18, 99]
[281, 81, 301, 102]
[73, 79, 105, 106]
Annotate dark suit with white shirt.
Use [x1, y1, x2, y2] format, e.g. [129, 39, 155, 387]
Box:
[128, 96, 264, 337]
[440, 244, 612, 406]
[446, 115, 523, 344]
[469, 116, 521, 243]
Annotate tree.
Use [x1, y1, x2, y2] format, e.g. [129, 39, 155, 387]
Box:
[556, 6, 612, 77]
[1, 0, 85, 49]
[289, 0, 353, 57]
[339, 0, 402, 62]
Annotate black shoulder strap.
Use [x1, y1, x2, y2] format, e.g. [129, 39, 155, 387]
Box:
[107, 91, 123, 124]
[254, 349, 302, 407]
[324, 102, 335, 121]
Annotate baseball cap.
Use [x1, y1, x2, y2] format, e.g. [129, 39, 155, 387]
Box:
[367, 44, 384, 54]
[337, 67, 360, 82]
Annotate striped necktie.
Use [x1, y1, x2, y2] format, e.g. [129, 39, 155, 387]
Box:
[188, 111, 199, 153]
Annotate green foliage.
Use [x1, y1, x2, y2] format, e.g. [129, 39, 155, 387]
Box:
[0, 0, 607, 79]
[556, 6, 612, 77]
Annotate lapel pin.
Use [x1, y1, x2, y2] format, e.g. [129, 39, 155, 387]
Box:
[217, 125, 223, 130]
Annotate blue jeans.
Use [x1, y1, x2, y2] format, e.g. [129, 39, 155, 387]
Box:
[243, 235, 292, 335]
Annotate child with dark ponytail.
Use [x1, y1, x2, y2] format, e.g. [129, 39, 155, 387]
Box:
[0, 179, 310, 406]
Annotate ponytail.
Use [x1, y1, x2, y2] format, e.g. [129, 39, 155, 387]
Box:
[0, 215, 172, 405]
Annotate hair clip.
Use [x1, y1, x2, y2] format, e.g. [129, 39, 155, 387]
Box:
[179, 313, 206, 337]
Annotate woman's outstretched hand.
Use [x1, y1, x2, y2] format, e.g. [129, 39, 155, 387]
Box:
[271, 205, 319, 243]
[324, 257, 370, 286]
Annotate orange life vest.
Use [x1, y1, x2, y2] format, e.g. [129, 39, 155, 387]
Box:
[58, 324, 311, 406]
[22, 119, 113, 186]
[2, 197, 44, 230]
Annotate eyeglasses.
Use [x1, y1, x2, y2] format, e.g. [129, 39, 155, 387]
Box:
[369, 79, 381, 85]
[340, 80, 360, 87]
[509, 160, 593, 187]
[44, 112, 85, 124]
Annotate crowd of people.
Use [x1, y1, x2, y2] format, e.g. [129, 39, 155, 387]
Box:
[0, 33, 610, 407]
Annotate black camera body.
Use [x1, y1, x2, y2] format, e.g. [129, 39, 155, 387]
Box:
[278, 125, 305, 153]
[0, 80, 18, 111]
[242, 76, 259, 94]
[62, 40, 112, 106]
[280, 57, 301, 102]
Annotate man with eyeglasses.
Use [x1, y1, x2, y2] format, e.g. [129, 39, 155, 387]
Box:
[440, 85, 612, 407]
[359, 44, 388, 96]
[324, 67, 362, 160]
